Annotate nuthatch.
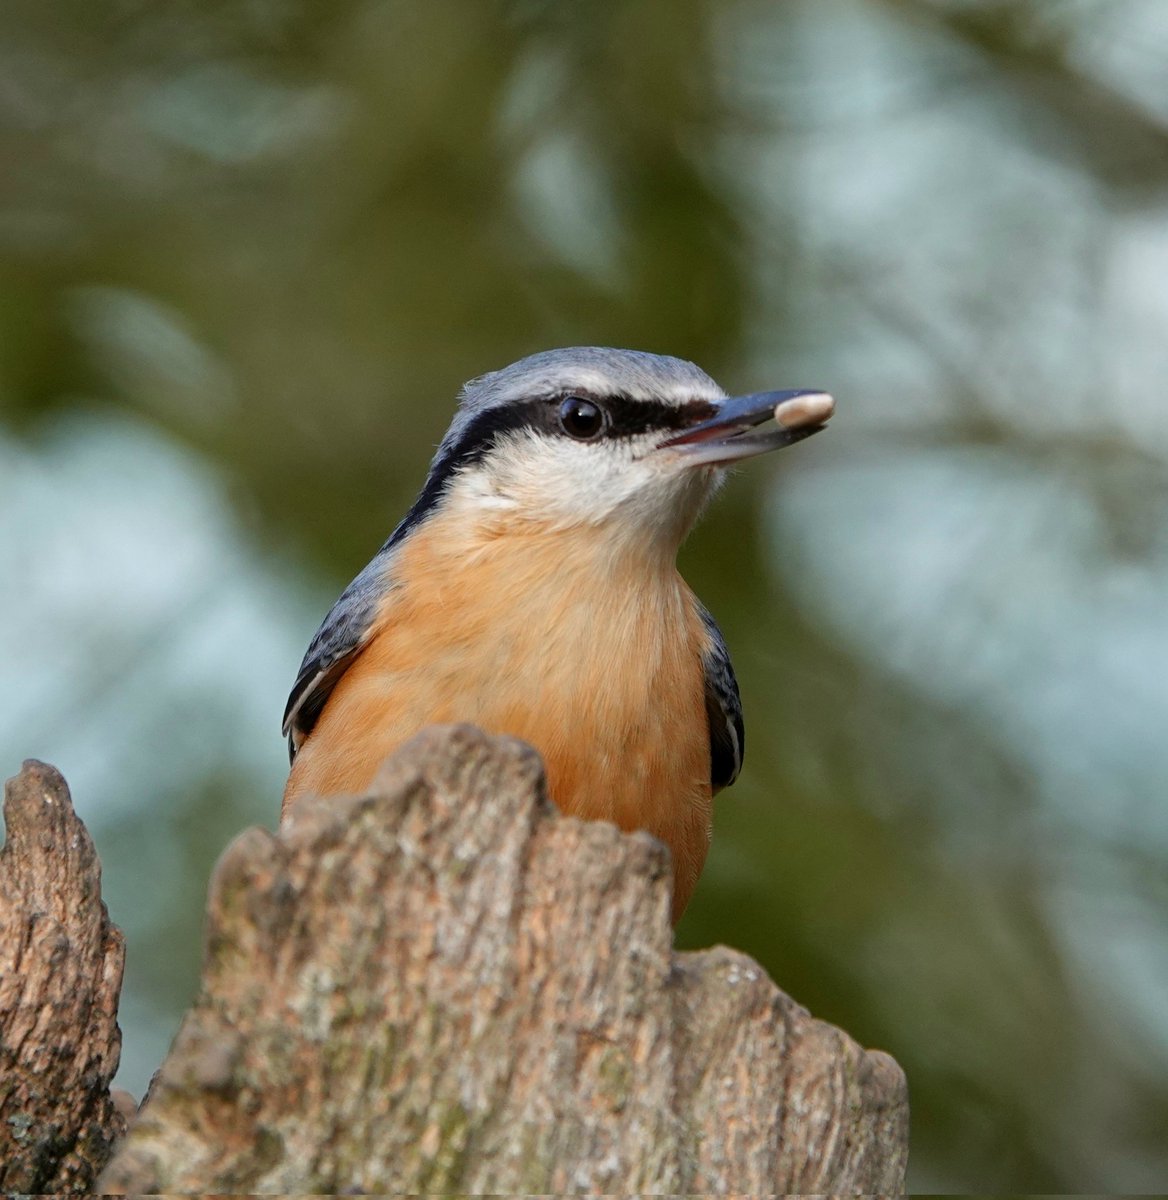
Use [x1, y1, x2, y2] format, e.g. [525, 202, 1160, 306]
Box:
[282, 347, 833, 920]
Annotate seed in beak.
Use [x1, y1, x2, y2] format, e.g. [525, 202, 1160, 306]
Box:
[774, 392, 835, 430]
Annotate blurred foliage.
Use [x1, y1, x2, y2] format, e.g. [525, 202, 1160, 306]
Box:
[3, 0, 1168, 1191]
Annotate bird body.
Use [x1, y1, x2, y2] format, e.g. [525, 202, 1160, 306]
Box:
[283, 499, 715, 913]
[282, 348, 832, 921]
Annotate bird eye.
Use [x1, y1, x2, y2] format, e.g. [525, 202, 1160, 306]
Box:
[558, 396, 606, 441]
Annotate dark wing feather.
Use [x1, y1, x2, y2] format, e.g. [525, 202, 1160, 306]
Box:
[282, 551, 398, 762]
[698, 605, 744, 792]
[281, 416, 496, 762]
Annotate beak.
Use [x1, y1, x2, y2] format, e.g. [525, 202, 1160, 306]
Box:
[660, 389, 835, 467]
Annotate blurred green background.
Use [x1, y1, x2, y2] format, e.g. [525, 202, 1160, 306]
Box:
[3, 0, 1168, 1190]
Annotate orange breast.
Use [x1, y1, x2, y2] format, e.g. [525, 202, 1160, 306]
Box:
[283, 513, 713, 920]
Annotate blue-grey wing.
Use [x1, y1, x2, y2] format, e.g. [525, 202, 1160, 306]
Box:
[282, 549, 398, 762]
[698, 606, 744, 792]
[281, 436, 472, 762]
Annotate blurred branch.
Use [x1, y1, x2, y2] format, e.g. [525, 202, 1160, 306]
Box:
[880, 0, 1168, 190]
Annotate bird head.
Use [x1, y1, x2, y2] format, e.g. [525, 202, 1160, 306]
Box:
[400, 346, 833, 559]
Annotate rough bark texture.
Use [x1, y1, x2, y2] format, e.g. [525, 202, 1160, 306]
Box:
[0, 760, 127, 1193]
[100, 724, 908, 1193]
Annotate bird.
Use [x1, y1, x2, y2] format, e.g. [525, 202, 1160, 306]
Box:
[281, 347, 833, 921]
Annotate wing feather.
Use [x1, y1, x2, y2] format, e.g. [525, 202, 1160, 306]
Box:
[697, 605, 744, 792]
[282, 550, 398, 761]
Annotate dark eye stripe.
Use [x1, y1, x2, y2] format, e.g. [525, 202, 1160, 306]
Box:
[603, 395, 718, 437]
[450, 393, 717, 463]
[383, 392, 717, 552]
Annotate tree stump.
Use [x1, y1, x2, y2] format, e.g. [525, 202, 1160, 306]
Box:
[0, 761, 127, 1193]
[98, 724, 909, 1193]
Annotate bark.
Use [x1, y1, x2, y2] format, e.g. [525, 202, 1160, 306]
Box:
[99, 724, 909, 1193]
[0, 760, 127, 1193]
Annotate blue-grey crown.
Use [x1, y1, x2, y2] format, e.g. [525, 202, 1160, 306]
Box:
[378, 346, 724, 561]
[445, 346, 723, 447]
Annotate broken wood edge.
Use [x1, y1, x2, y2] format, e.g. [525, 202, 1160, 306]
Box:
[0, 760, 127, 1194]
[99, 724, 909, 1193]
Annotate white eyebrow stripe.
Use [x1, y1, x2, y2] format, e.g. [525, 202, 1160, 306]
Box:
[523, 368, 725, 406]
